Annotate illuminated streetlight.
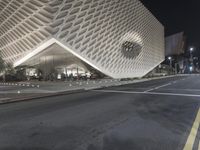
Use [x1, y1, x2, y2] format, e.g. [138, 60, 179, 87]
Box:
[190, 47, 194, 52]
[168, 56, 172, 68]
[168, 56, 172, 60]
[189, 47, 195, 72]
[189, 66, 193, 72]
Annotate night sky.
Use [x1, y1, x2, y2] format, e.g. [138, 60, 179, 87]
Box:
[140, 0, 200, 54]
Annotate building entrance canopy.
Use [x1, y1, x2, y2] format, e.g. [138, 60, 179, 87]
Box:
[20, 43, 94, 79]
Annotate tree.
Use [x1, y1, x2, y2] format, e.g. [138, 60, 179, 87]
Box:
[0, 53, 15, 81]
[0, 53, 5, 82]
[0, 54, 5, 73]
[5, 63, 15, 75]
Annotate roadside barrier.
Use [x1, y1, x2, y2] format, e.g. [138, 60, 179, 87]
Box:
[0, 82, 40, 88]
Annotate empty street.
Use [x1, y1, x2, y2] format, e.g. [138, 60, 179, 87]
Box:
[1, 75, 200, 150]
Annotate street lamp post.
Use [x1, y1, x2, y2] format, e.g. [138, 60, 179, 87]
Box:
[168, 56, 173, 74]
[190, 47, 194, 52]
[168, 56, 172, 68]
[189, 47, 194, 73]
[190, 47, 194, 61]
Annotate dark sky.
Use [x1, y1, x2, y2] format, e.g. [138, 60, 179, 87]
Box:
[140, 0, 200, 49]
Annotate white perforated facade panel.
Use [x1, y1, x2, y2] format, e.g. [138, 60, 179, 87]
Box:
[0, 0, 164, 78]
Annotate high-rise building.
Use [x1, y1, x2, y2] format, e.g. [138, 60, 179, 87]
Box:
[165, 32, 185, 56]
[0, 0, 164, 79]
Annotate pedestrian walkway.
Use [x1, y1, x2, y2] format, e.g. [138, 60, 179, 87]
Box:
[0, 76, 176, 94]
[0, 75, 184, 104]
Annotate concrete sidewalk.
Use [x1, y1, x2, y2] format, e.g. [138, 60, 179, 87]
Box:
[1, 75, 181, 93]
[0, 75, 188, 104]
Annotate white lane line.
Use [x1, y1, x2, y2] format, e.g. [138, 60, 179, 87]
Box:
[144, 83, 172, 92]
[183, 108, 200, 150]
[92, 89, 200, 98]
[92, 90, 146, 94]
[144, 88, 155, 93]
[160, 88, 200, 92]
[198, 141, 200, 150]
[154, 83, 172, 90]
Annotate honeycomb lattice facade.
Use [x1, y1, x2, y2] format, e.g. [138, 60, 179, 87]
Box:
[0, 0, 164, 78]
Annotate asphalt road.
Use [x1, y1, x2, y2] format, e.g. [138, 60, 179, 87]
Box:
[0, 75, 200, 150]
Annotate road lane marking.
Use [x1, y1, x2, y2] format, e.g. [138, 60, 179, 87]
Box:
[198, 141, 200, 150]
[92, 90, 200, 98]
[154, 83, 172, 89]
[144, 88, 155, 92]
[144, 83, 172, 92]
[183, 108, 200, 150]
[160, 88, 200, 92]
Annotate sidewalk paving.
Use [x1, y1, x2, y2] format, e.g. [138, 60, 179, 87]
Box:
[0, 75, 186, 104]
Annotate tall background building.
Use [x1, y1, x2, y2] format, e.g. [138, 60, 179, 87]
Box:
[164, 32, 186, 73]
[165, 32, 185, 56]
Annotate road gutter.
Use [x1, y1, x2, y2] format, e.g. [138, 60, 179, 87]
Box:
[0, 89, 85, 105]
